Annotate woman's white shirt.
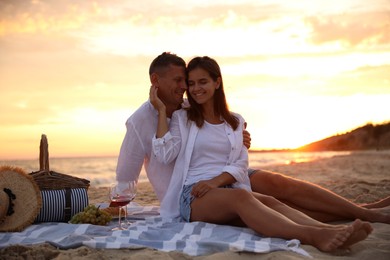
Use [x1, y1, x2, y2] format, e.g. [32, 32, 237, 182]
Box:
[185, 121, 231, 186]
[152, 109, 250, 219]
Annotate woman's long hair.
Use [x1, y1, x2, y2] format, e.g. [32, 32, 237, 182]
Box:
[186, 56, 239, 130]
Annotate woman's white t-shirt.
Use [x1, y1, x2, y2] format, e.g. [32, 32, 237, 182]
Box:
[185, 121, 231, 185]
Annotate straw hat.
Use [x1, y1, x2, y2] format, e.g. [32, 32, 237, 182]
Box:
[0, 189, 8, 224]
[0, 166, 42, 232]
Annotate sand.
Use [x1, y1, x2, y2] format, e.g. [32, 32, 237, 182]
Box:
[1, 150, 389, 259]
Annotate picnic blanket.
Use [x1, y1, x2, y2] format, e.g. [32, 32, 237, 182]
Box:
[0, 204, 310, 257]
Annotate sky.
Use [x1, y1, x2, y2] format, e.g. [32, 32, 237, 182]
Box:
[0, 0, 389, 160]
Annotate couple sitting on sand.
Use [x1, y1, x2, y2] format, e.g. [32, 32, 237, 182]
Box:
[115, 52, 390, 252]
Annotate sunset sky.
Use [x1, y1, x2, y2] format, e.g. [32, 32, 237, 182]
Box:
[1, 0, 389, 160]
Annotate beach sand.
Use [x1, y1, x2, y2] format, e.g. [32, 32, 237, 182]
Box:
[1, 150, 389, 259]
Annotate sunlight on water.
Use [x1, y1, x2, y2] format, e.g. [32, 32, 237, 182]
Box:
[0, 151, 351, 187]
[248, 151, 351, 169]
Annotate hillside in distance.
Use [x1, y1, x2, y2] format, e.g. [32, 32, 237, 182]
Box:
[297, 121, 390, 152]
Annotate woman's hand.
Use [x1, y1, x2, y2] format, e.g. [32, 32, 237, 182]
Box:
[150, 85, 169, 138]
[191, 180, 217, 198]
[149, 85, 166, 113]
[191, 172, 235, 198]
[191, 180, 219, 198]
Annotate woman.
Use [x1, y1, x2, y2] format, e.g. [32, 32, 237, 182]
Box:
[150, 56, 371, 252]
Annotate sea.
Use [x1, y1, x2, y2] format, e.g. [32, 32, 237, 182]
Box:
[0, 151, 350, 187]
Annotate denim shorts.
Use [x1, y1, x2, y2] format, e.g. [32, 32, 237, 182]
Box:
[180, 183, 196, 222]
[247, 168, 256, 177]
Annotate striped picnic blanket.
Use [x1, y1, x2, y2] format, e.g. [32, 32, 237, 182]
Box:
[0, 204, 309, 257]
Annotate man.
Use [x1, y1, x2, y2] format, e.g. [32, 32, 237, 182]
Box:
[116, 52, 390, 224]
[116, 52, 187, 202]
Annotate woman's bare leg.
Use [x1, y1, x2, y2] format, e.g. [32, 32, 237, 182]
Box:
[252, 191, 373, 246]
[190, 188, 368, 252]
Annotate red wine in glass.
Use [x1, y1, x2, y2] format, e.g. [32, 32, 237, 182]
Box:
[108, 182, 137, 230]
[110, 196, 132, 207]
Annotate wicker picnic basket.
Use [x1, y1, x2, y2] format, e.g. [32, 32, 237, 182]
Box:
[29, 134, 90, 190]
[29, 134, 90, 222]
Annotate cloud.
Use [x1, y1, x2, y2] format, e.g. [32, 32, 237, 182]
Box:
[0, 1, 272, 35]
[0, 48, 151, 127]
[0, 0, 89, 35]
[0, 1, 282, 58]
[6, 1, 388, 58]
[329, 64, 390, 94]
[305, 11, 390, 47]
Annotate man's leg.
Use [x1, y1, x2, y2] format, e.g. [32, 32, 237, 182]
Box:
[249, 170, 390, 223]
[361, 197, 390, 209]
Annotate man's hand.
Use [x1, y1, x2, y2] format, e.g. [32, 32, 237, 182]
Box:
[243, 122, 251, 149]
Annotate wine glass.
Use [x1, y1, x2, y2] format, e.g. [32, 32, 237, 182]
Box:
[121, 180, 137, 225]
[108, 181, 137, 230]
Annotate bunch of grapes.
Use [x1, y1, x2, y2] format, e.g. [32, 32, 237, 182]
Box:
[70, 205, 112, 225]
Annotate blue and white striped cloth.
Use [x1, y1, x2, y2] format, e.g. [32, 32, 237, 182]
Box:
[0, 204, 310, 257]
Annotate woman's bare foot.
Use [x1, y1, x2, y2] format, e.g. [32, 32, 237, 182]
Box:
[361, 220, 374, 234]
[341, 219, 371, 249]
[310, 225, 353, 252]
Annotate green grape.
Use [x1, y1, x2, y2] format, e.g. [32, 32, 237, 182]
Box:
[69, 204, 112, 226]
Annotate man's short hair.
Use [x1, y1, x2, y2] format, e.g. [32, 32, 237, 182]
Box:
[149, 52, 186, 76]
